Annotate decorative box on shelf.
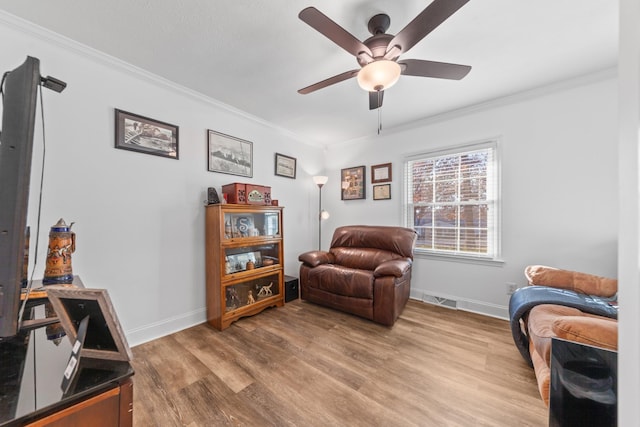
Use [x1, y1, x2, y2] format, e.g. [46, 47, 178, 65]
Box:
[222, 182, 271, 205]
[205, 203, 284, 330]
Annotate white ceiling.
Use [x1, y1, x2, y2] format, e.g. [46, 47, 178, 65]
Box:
[0, 1, 618, 146]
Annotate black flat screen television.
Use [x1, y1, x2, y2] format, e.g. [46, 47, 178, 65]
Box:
[0, 56, 40, 339]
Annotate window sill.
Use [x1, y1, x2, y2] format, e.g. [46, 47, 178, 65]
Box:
[414, 250, 505, 266]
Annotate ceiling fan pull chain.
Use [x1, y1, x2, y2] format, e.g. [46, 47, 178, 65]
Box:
[377, 92, 382, 134]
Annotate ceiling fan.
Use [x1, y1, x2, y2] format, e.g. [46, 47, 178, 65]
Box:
[297, 0, 472, 110]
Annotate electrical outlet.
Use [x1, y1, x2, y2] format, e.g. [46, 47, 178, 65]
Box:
[506, 282, 518, 295]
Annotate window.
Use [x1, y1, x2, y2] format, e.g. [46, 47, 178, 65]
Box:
[404, 140, 500, 260]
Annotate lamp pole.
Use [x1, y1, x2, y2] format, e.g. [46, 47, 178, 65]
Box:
[313, 176, 329, 250]
[318, 183, 323, 250]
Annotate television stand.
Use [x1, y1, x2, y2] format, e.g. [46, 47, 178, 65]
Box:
[0, 277, 134, 426]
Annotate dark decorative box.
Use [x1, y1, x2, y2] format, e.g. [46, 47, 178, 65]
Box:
[284, 275, 299, 302]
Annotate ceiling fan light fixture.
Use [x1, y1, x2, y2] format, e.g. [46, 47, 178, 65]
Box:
[357, 60, 401, 92]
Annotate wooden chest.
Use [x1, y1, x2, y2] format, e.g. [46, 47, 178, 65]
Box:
[222, 183, 271, 205]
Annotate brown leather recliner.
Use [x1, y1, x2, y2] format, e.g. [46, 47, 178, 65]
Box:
[298, 225, 417, 326]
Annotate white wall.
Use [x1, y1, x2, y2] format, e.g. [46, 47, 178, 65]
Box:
[0, 15, 325, 345]
[323, 74, 618, 318]
[618, 0, 640, 422]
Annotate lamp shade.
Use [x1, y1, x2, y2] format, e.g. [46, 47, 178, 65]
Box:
[313, 175, 328, 186]
[357, 60, 401, 92]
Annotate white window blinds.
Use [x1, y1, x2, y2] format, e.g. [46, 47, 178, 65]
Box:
[404, 140, 500, 259]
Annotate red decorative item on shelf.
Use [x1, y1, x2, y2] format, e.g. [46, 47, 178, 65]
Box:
[222, 183, 246, 204]
[222, 183, 271, 205]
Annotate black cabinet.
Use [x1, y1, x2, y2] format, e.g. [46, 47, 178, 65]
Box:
[284, 276, 299, 302]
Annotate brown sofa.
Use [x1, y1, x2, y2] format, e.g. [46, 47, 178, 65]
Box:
[298, 225, 417, 326]
[514, 265, 618, 406]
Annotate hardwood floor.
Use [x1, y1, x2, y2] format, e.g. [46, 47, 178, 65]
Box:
[131, 299, 547, 426]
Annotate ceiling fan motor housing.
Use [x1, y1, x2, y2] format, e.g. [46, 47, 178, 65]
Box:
[358, 34, 394, 66]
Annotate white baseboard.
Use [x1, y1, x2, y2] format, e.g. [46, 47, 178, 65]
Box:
[126, 292, 508, 347]
[125, 308, 206, 347]
[410, 288, 509, 320]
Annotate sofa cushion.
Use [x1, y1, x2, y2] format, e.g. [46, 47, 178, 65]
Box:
[524, 265, 617, 298]
[306, 264, 374, 299]
[527, 304, 585, 366]
[529, 339, 551, 407]
[552, 316, 618, 350]
[528, 304, 617, 368]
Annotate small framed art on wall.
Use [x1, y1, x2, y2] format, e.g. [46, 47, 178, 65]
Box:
[341, 166, 366, 200]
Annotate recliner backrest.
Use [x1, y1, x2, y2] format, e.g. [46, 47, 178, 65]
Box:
[329, 225, 417, 271]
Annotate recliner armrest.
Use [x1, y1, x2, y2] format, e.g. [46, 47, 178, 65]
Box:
[374, 258, 412, 278]
[298, 250, 335, 267]
[552, 315, 618, 350]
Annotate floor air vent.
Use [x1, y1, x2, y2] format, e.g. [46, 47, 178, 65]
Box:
[421, 294, 458, 310]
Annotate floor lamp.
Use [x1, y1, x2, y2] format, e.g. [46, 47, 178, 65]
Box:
[313, 176, 329, 250]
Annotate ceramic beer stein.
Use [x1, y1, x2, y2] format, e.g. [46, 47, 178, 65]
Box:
[43, 218, 76, 285]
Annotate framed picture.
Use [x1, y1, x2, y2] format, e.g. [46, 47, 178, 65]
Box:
[373, 184, 391, 200]
[207, 129, 253, 177]
[371, 162, 392, 183]
[226, 251, 263, 273]
[114, 109, 178, 159]
[274, 153, 297, 179]
[341, 165, 366, 200]
[46, 286, 133, 362]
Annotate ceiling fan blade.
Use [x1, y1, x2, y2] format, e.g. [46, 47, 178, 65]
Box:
[387, 0, 470, 56]
[369, 91, 384, 110]
[400, 59, 471, 80]
[299, 7, 373, 58]
[298, 69, 360, 95]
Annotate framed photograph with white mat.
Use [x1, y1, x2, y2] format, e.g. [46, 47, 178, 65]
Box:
[373, 183, 391, 200]
[207, 129, 253, 177]
[371, 162, 392, 183]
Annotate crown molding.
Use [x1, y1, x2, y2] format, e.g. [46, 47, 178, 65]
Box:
[335, 66, 617, 147]
[0, 10, 318, 147]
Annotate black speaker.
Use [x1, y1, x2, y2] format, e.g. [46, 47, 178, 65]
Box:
[207, 187, 220, 204]
[284, 275, 299, 302]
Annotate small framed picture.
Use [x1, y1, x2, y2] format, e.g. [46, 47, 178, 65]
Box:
[114, 109, 178, 159]
[274, 153, 297, 179]
[373, 184, 391, 200]
[207, 130, 253, 177]
[226, 251, 262, 273]
[46, 286, 133, 362]
[341, 166, 366, 200]
[371, 162, 392, 183]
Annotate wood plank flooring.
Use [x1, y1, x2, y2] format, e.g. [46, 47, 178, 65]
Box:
[131, 299, 547, 426]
